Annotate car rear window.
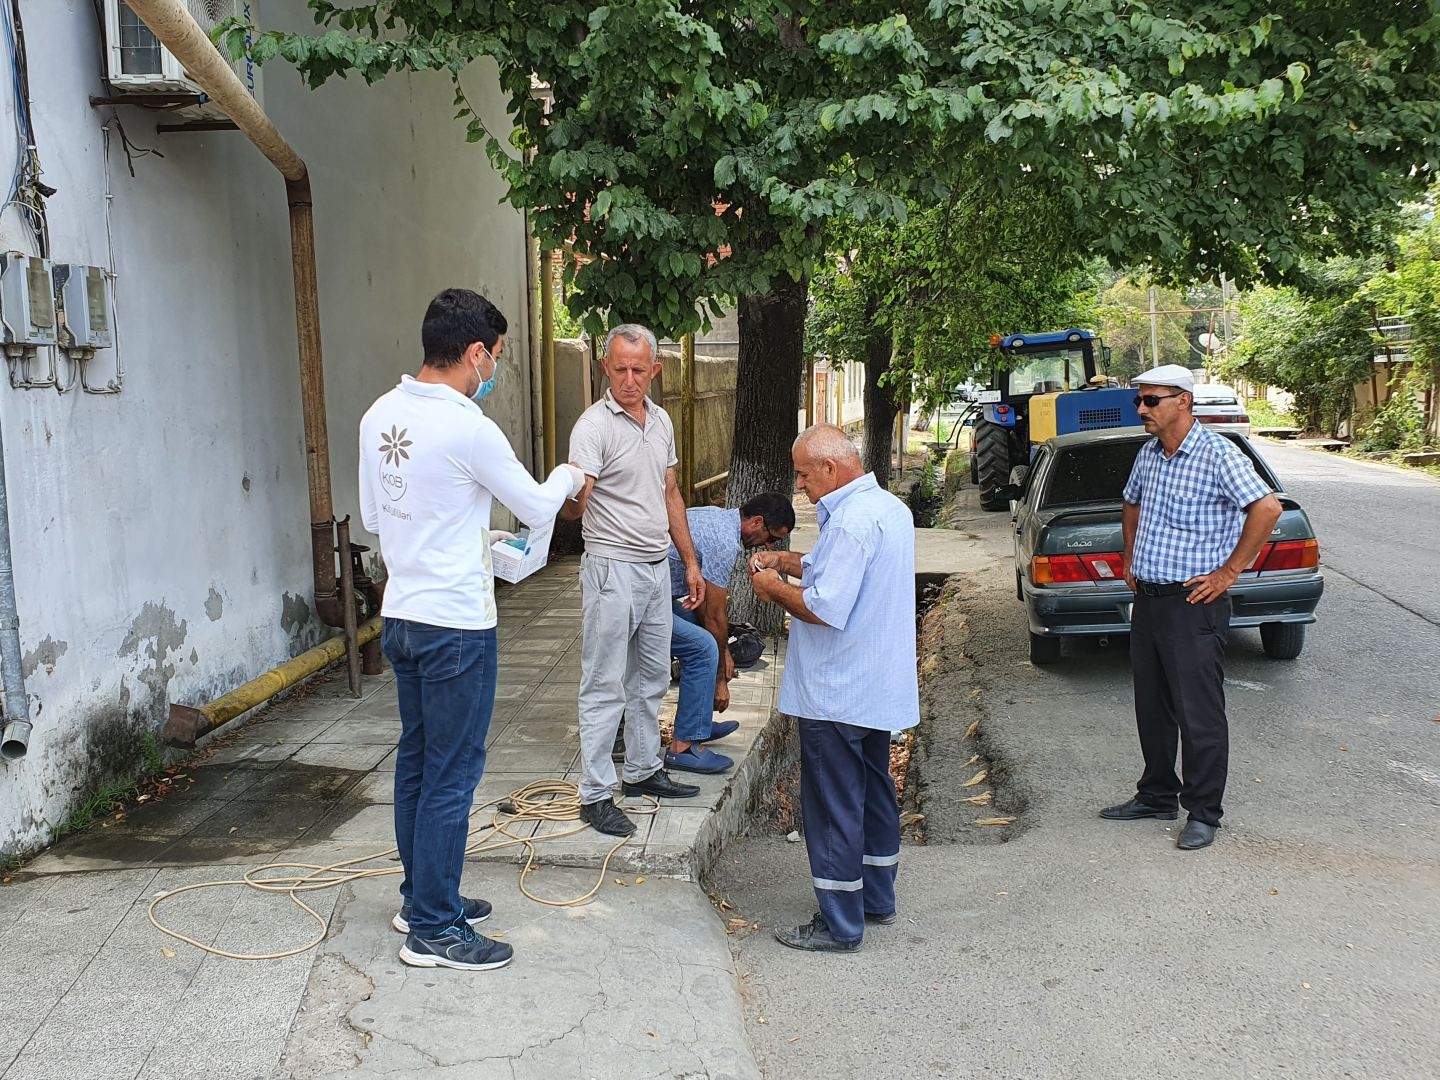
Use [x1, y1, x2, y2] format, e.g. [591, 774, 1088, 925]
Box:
[1195, 395, 1239, 406]
[1042, 437, 1278, 507]
[1042, 443, 1143, 506]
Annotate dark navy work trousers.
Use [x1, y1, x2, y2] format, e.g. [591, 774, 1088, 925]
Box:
[1129, 592, 1231, 826]
[798, 717, 900, 944]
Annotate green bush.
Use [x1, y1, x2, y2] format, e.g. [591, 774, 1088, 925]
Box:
[1354, 381, 1427, 453]
[1246, 398, 1298, 430]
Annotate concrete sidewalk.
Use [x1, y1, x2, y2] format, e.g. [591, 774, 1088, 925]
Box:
[0, 555, 779, 1080]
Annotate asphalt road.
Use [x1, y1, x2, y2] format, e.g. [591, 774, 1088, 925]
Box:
[711, 443, 1440, 1080]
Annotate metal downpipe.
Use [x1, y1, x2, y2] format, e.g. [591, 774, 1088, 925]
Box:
[126, 1, 364, 734]
[540, 249, 558, 473]
[0, 404, 31, 759]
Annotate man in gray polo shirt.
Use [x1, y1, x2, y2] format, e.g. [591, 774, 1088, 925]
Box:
[562, 325, 705, 836]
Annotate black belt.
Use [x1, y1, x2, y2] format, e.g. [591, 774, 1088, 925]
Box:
[1134, 580, 1192, 598]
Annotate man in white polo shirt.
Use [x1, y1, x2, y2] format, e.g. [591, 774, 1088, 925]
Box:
[563, 324, 706, 837]
[359, 288, 584, 971]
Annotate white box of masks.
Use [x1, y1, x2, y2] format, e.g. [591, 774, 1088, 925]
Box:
[490, 521, 554, 584]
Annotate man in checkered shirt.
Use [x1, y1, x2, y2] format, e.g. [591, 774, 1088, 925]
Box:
[1101, 364, 1283, 851]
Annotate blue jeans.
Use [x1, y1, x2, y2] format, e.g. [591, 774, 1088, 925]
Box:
[671, 601, 719, 743]
[382, 618, 498, 937]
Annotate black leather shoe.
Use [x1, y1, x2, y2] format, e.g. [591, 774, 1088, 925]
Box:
[774, 913, 860, 953]
[579, 798, 636, 837]
[1177, 819, 1218, 850]
[1100, 797, 1179, 821]
[865, 911, 898, 925]
[622, 769, 701, 799]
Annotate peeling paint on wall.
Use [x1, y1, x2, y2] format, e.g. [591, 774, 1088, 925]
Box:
[204, 587, 224, 622]
[281, 592, 311, 638]
[21, 636, 68, 678]
[118, 602, 189, 712]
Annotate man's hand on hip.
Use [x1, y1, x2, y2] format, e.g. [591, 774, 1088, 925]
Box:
[1184, 564, 1240, 604]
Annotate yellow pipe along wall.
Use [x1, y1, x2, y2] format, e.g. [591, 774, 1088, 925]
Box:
[162, 617, 382, 748]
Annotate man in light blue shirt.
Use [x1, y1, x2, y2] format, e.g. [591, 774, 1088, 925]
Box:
[751, 424, 918, 952]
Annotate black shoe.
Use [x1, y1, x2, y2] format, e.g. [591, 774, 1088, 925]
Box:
[622, 769, 700, 799]
[1100, 797, 1179, 821]
[773, 913, 860, 953]
[1177, 818, 1218, 850]
[865, 910, 898, 925]
[398, 924, 514, 970]
[579, 798, 636, 837]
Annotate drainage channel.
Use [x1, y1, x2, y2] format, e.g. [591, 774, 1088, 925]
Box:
[905, 573, 1029, 845]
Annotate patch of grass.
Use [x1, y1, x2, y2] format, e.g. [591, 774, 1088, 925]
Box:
[54, 780, 141, 841]
[141, 732, 166, 776]
[1247, 398, 1298, 429]
[50, 731, 171, 844]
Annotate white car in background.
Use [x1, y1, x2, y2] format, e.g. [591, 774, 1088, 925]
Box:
[1191, 382, 1250, 437]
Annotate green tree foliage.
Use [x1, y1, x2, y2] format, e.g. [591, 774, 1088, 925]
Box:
[1221, 258, 1380, 436]
[1365, 196, 1440, 381]
[235, 1, 1440, 493]
[1096, 278, 1192, 383]
[806, 157, 1097, 478]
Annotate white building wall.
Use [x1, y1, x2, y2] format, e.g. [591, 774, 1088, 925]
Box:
[0, 0, 535, 854]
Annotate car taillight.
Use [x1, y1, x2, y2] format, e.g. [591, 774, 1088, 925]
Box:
[1236, 413, 1249, 424]
[1032, 552, 1124, 584]
[1257, 538, 1319, 571]
[1082, 553, 1125, 580]
[1032, 556, 1089, 584]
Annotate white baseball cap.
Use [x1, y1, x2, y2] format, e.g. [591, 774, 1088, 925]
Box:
[1132, 364, 1195, 391]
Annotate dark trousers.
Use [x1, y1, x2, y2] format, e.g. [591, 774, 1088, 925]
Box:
[798, 718, 900, 944]
[1129, 592, 1231, 826]
[383, 618, 498, 937]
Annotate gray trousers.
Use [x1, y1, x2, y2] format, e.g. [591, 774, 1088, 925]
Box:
[577, 553, 670, 804]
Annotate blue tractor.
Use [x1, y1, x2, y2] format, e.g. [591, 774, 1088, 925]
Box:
[970, 329, 1140, 510]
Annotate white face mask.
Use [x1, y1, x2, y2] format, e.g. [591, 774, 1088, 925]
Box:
[471, 344, 498, 402]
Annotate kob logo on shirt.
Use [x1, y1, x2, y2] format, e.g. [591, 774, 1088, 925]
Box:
[379, 426, 411, 501]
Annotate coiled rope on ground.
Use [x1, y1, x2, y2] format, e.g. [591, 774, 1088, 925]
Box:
[147, 778, 659, 961]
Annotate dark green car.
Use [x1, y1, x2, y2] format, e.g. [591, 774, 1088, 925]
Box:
[1011, 427, 1324, 665]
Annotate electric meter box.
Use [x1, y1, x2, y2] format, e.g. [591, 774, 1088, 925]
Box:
[0, 252, 58, 346]
[58, 264, 114, 349]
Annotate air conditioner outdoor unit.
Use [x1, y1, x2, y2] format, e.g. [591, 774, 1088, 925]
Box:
[103, 0, 261, 112]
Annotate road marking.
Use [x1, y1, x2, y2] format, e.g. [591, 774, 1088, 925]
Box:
[1388, 760, 1440, 786]
[1225, 678, 1268, 691]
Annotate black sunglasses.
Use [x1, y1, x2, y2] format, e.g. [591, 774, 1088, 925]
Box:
[1133, 392, 1185, 408]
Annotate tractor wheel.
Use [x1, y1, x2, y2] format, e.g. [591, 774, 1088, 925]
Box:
[975, 420, 1014, 511]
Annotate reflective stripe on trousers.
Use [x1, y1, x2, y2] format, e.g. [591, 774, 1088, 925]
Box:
[798, 717, 901, 944]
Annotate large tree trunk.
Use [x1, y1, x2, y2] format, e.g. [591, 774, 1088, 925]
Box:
[861, 327, 900, 485]
[727, 274, 807, 632]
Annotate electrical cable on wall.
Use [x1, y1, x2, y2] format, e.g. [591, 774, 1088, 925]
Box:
[1, 0, 47, 256]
